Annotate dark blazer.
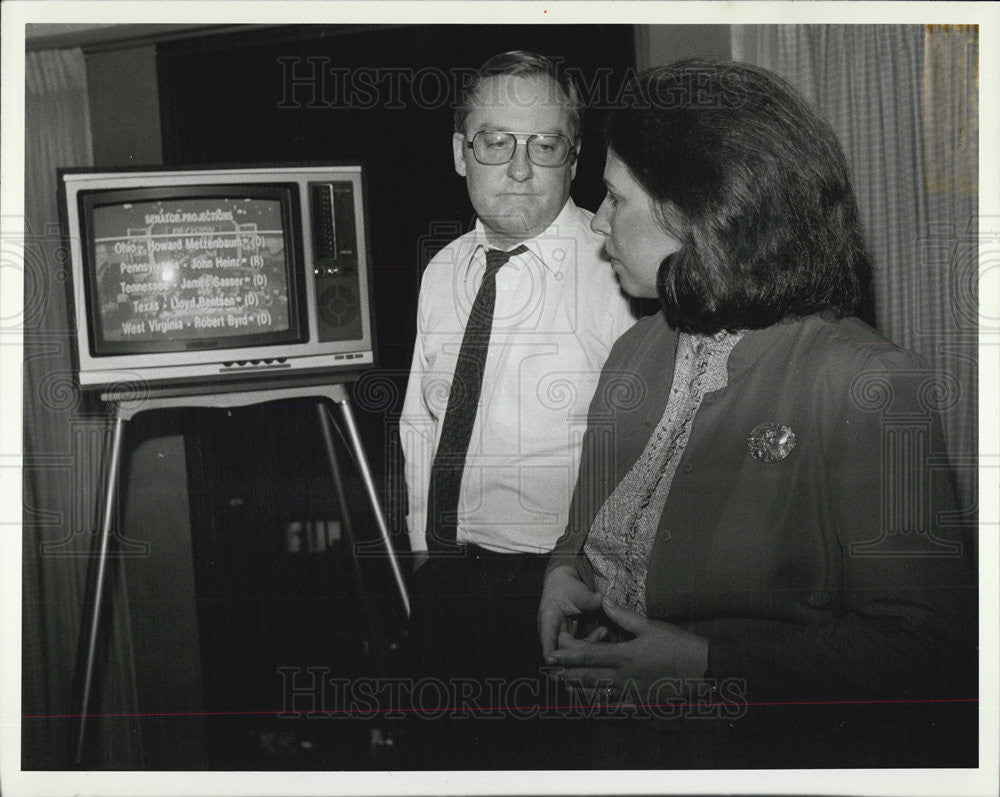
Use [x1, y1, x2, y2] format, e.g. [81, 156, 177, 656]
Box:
[551, 312, 976, 706]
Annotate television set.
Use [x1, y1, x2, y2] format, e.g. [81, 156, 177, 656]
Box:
[59, 164, 375, 391]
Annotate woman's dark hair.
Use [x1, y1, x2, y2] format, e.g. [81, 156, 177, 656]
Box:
[605, 59, 871, 333]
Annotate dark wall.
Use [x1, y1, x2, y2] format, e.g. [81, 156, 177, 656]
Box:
[87, 45, 163, 165]
[639, 24, 731, 68]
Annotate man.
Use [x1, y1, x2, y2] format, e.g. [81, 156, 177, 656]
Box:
[399, 51, 634, 727]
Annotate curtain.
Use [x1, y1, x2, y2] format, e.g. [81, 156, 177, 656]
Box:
[921, 25, 979, 516]
[732, 24, 978, 515]
[23, 47, 141, 769]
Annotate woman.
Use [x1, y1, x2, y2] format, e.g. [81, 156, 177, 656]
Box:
[538, 60, 976, 768]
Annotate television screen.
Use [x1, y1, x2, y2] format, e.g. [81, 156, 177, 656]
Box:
[83, 186, 305, 355]
[60, 165, 375, 390]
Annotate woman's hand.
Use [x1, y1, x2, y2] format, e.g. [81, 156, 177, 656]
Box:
[545, 597, 709, 702]
[537, 565, 605, 658]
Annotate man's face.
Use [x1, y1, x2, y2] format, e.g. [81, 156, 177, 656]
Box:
[453, 74, 578, 242]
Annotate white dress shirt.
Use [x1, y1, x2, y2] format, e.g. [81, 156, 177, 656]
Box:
[401, 199, 636, 554]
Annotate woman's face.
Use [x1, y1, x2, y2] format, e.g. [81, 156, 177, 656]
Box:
[590, 150, 683, 299]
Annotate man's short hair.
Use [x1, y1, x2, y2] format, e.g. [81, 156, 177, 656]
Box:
[605, 59, 872, 335]
[454, 50, 583, 141]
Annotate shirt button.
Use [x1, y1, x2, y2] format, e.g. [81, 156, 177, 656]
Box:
[681, 462, 694, 473]
[703, 394, 716, 405]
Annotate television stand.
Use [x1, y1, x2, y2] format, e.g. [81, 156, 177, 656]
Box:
[73, 381, 410, 766]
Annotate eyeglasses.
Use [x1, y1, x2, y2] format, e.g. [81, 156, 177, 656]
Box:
[465, 131, 577, 167]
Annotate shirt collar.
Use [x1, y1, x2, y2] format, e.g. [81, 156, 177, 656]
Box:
[463, 198, 579, 280]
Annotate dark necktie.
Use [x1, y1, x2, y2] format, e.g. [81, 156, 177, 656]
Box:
[425, 245, 528, 552]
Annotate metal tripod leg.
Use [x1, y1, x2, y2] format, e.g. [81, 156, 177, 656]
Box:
[315, 402, 380, 662]
[74, 411, 127, 765]
[315, 398, 409, 766]
[323, 397, 410, 617]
